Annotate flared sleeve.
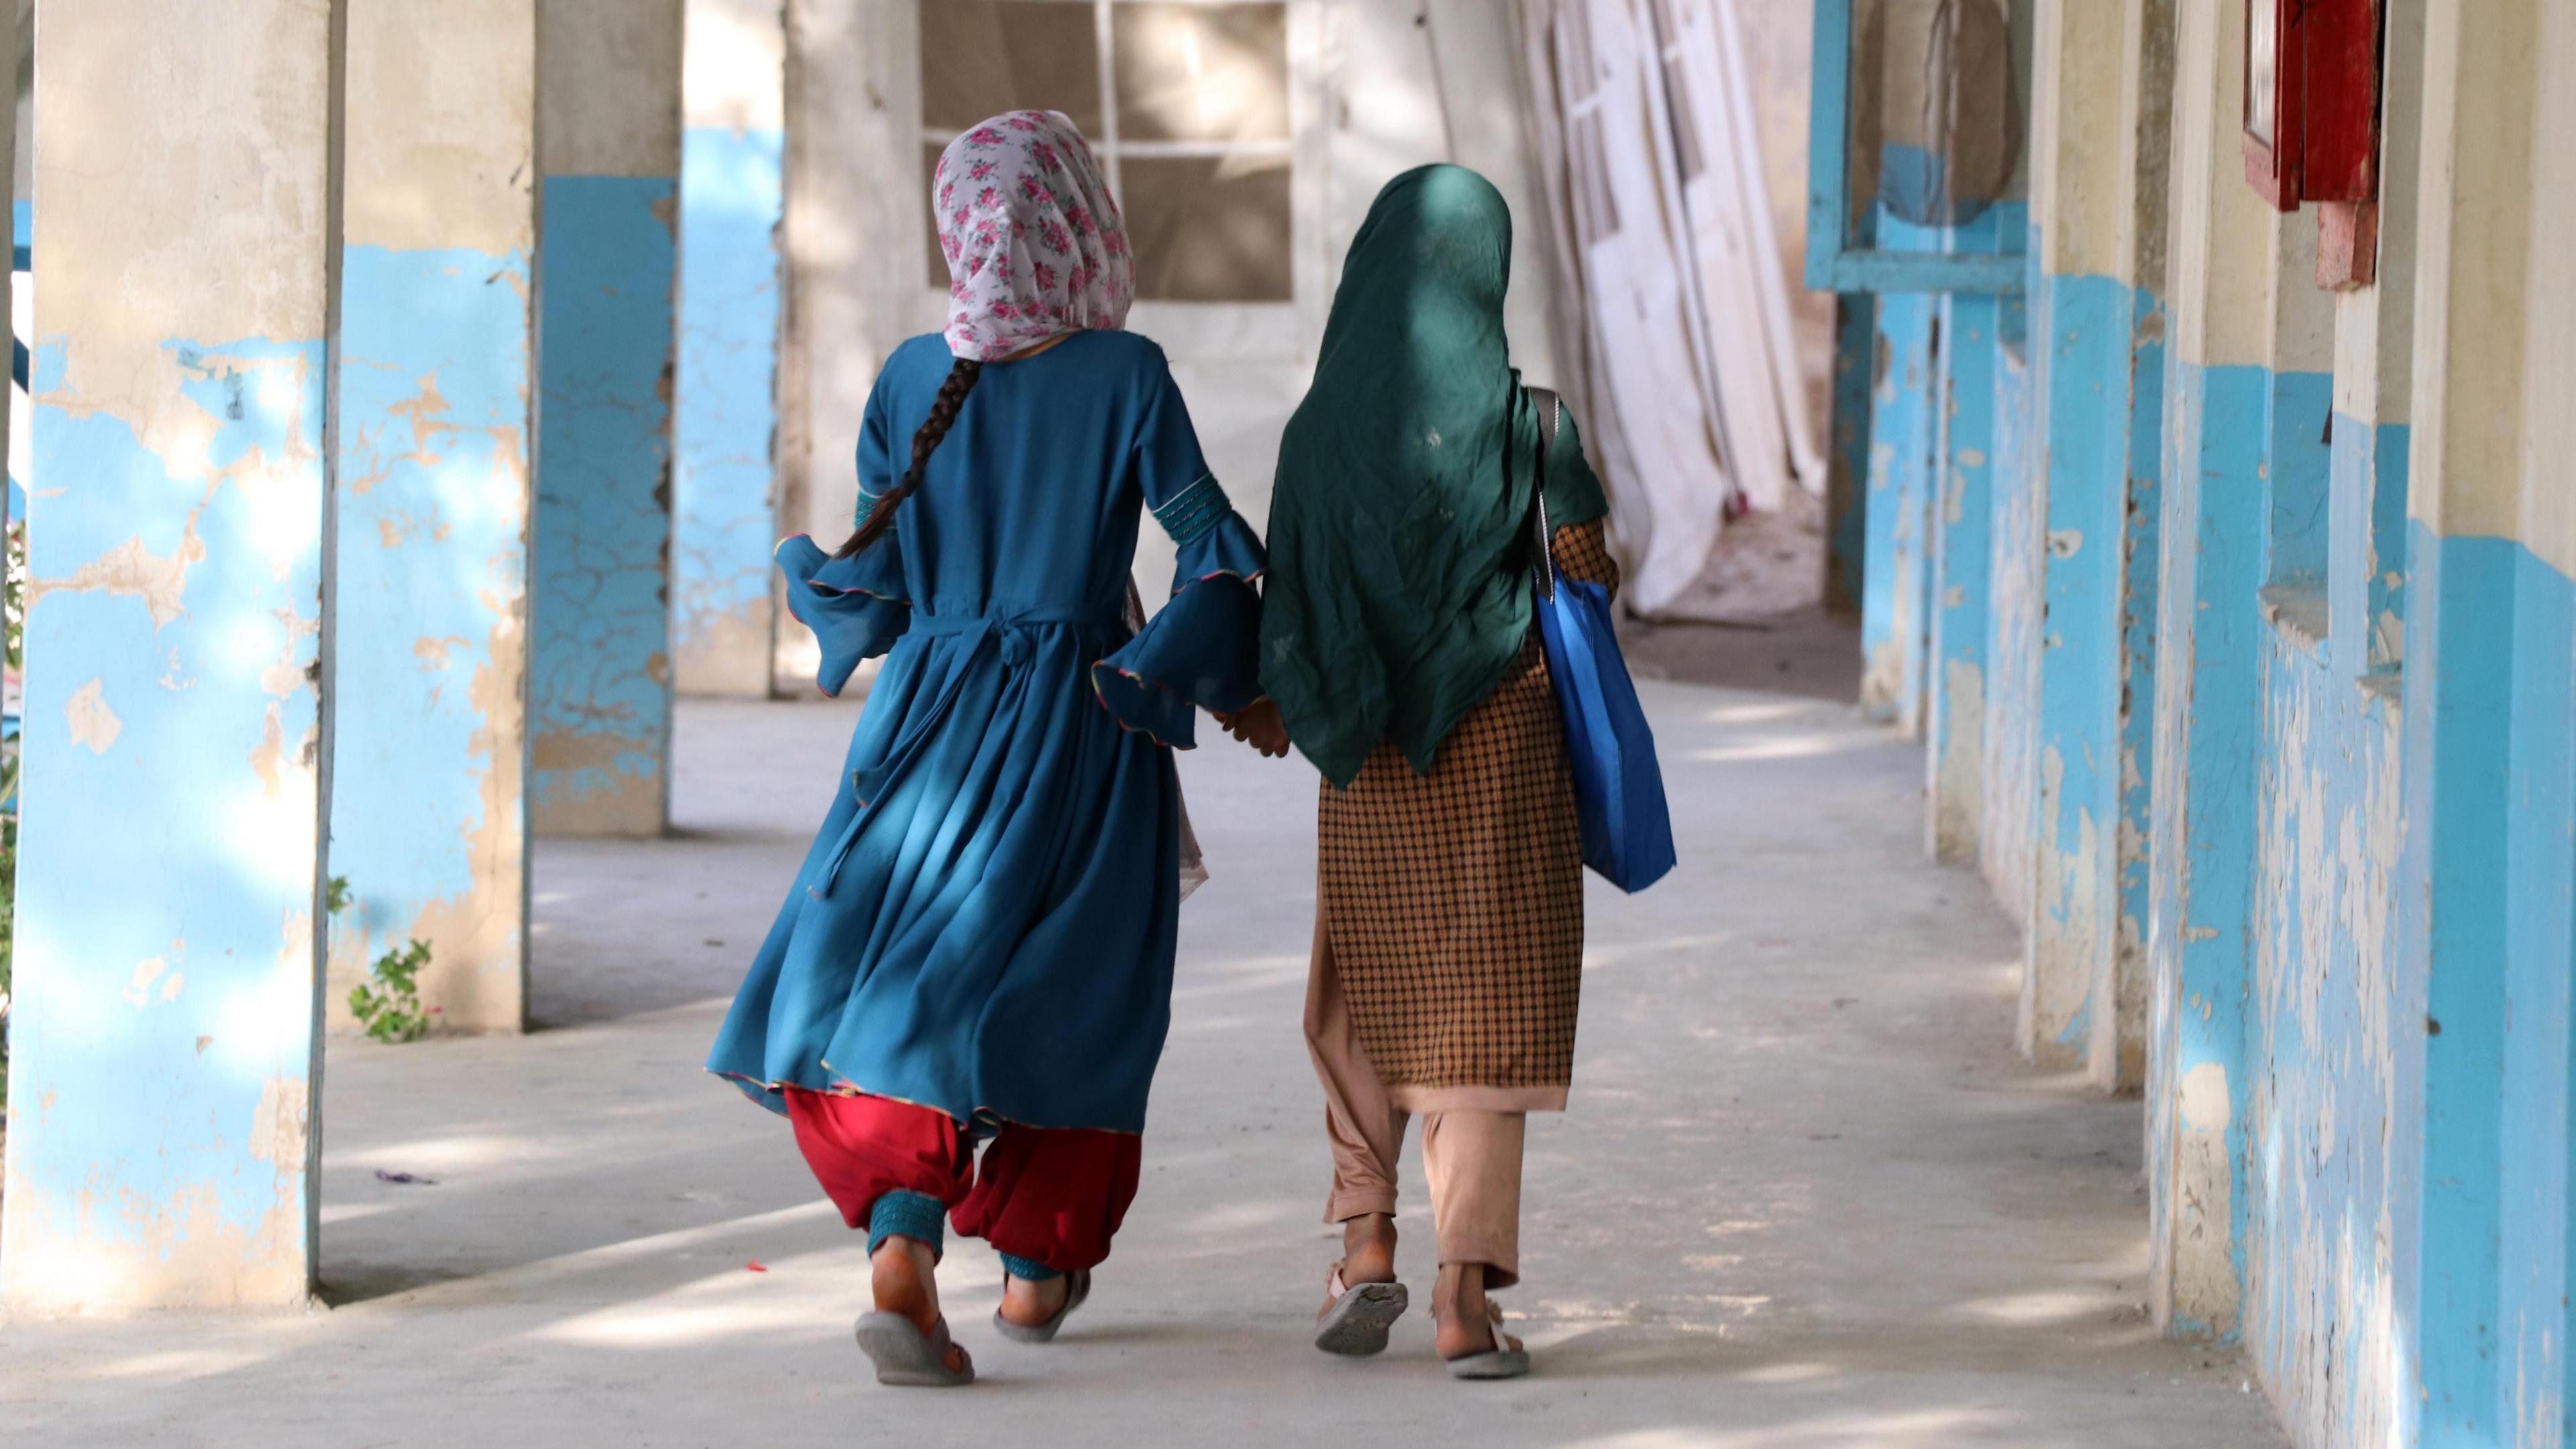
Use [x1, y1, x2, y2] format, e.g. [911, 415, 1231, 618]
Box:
[1091, 361, 1268, 748]
[777, 378, 913, 696]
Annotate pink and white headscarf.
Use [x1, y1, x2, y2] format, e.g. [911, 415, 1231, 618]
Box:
[934, 110, 1134, 360]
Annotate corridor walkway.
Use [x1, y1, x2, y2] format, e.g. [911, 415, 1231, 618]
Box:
[1, 682, 2284, 1447]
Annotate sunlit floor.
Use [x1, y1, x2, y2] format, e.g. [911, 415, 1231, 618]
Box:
[3, 683, 2286, 1447]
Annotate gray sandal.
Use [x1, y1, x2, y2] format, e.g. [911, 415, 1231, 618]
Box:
[853, 1310, 976, 1387]
[1314, 1263, 1410, 1356]
[992, 1268, 1091, 1344]
[1440, 1300, 1530, 1380]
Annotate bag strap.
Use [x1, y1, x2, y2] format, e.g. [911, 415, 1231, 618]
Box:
[1527, 388, 1564, 599]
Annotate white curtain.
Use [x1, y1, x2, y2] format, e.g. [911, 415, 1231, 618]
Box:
[1520, 0, 1818, 616]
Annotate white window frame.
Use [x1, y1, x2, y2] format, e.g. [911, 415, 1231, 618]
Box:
[916, 0, 1325, 362]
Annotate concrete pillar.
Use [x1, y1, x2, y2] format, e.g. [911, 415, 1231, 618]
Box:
[0, 0, 339, 1310]
[673, 0, 785, 698]
[1823, 292, 1874, 616]
[2018, 0, 2171, 1085]
[773, 0, 933, 692]
[1925, 209, 2013, 863]
[1981, 278, 2041, 925]
[2143, 0, 2280, 1344]
[2238, 4, 2426, 1430]
[1858, 261, 1937, 732]
[329, 0, 537, 1034]
[2392, 0, 2544, 1436]
[533, 0, 682, 834]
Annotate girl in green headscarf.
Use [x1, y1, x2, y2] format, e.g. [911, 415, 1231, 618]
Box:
[1231, 164, 1621, 1379]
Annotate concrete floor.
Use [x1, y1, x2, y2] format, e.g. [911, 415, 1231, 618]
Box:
[2, 682, 2286, 1448]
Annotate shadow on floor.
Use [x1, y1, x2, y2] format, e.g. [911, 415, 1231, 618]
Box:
[1620, 602, 1862, 702]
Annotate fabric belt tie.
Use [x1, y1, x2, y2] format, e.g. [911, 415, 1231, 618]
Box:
[810, 607, 1125, 898]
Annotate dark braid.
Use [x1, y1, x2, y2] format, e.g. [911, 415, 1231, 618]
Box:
[835, 358, 985, 557]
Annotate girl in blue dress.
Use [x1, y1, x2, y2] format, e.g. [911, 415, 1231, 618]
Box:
[706, 110, 1286, 1386]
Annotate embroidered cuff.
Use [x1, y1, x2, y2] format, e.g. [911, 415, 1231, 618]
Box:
[867, 1189, 947, 1259]
[998, 1251, 1063, 1282]
[1152, 474, 1233, 549]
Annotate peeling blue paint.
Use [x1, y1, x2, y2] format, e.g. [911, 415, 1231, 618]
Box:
[2245, 564, 2404, 1448]
[2147, 360, 2269, 1342]
[2396, 525, 2519, 1445]
[1927, 295, 1996, 855]
[1924, 205, 2018, 863]
[533, 174, 676, 835]
[1860, 209, 1943, 728]
[330, 244, 532, 1030]
[674, 125, 782, 696]
[2, 334, 327, 1304]
[1982, 273, 2041, 922]
[2027, 270, 2130, 1068]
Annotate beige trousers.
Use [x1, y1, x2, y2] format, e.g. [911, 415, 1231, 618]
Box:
[1304, 908, 1526, 1288]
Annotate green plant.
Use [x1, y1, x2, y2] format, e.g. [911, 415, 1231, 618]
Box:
[327, 874, 434, 1044]
[348, 938, 433, 1044]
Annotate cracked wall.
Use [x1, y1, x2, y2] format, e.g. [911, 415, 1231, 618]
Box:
[673, 0, 784, 698]
[327, 0, 539, 1036]
[1860, 215, 1939, 731]
[0, 0, 338, 1309]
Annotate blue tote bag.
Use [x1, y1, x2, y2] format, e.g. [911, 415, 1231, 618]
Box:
[1532, 397, 1676, 893]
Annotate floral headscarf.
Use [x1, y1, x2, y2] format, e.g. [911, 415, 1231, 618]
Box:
[933, 110, 1134, 360]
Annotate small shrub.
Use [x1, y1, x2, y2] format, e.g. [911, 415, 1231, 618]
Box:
[348, 938, 433, 1044]
[327, 874, 434, 1044]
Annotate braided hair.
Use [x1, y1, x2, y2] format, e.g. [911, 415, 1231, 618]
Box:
[835, 357, 985, 557]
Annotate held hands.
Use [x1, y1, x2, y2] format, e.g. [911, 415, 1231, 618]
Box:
[1212, 698, 1292, 759]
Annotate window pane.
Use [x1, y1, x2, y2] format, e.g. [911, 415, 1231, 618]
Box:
[1112, 3, 1289, 144]
[1122, 154, 1292, 302]
[921, 1, 1103, 138]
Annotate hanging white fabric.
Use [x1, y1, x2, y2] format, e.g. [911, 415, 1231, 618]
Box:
[1650, 0, 1823, 507]
[1517, 0, 1822, 616]
[1526, 0, 1727, 615]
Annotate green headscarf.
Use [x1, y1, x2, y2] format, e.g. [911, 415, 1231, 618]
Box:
[1259, 164, 1609, 787]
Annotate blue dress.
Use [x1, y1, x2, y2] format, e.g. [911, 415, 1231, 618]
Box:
[708, 330, 1266, 1135]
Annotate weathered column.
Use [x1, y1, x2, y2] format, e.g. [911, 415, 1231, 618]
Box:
[533, 0, 682, 833]
[673, 0, 785, 698]
[1823, 292, 1874, 616]
[0, 0, 339, 1309]
[329, 0, 537, 1034]
[2391, 0, 2545, 1436]
[1859, 262, 1937, 732]
[1924, 209, 2011, 863]
[2018, 0, 2171, 1084]
[2143, 0, 2282, 1344]
[2235, 1, 2426, 1428]
[774, 0, 930, 692]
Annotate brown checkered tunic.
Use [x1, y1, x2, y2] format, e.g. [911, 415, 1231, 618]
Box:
[1316, 519, 1621, 1097]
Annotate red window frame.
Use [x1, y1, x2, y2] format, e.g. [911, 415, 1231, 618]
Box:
[2243, 0, 2381, 214]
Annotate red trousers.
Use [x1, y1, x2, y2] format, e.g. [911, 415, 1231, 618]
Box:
[784, 1089, 1142, 1273]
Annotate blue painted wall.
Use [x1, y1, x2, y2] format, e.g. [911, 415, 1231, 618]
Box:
[330, 244, 533, 1032]
[1859, 211, 1943, 729]
[2024, 268, 2129, 1069]
[673, 124, 782, 696]
[533, 174, 676, 837]
[1925, 203, 2023, 864]
[2392, 523, 2576, 1446]
[2145, 360, 2270, 1342]
[1981, 271, 2041, 922]
[3, 335, 329, 1305]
